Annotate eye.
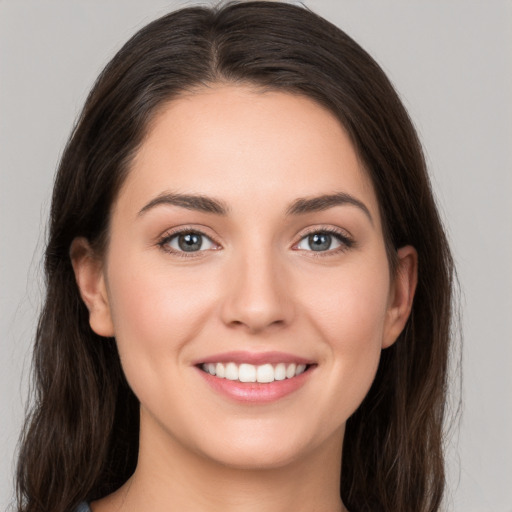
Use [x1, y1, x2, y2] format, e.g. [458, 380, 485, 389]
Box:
[295, 230, 352, 253]
[160, 231, 217, 253]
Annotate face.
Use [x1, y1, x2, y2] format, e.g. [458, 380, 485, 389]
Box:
[73, 85, 416, 471]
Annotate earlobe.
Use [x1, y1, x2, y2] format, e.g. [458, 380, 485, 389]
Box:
[70, 237, 115, 337]
[382, 245, 418, 349]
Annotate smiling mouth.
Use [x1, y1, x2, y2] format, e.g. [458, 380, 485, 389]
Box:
[199, 362, 312, 384]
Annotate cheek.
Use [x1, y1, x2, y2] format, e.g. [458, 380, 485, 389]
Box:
[307, 259, 390, 347]
[301, 258, 391, 413]
[105, 256, 217, 375]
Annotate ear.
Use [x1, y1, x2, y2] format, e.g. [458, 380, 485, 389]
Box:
[382, 245, 418, 349]
[70, 237, 115, 337]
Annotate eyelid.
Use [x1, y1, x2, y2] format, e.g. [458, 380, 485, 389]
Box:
[156, 225, 222, 257]
[155, 224, 354, 258]
[292, 225, 355, 254]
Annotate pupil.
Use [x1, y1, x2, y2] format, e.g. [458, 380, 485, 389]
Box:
[178, 233, 202, 252]
[309, 233, 331, 251]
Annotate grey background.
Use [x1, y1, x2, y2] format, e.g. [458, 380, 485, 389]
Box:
[1, 1, 511, 510]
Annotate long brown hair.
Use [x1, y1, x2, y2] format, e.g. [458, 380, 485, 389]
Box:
[16, 2, 456, 511]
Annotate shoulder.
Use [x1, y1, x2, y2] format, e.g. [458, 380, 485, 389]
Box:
[74, 503, 91, 512]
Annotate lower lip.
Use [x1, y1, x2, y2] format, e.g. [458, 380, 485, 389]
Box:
[196, 367, 313, 403]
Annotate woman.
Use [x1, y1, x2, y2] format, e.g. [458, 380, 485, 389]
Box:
[15, 2, 455, 511]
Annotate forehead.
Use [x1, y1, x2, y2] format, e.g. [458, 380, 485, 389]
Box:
[116, 85, 380, 222]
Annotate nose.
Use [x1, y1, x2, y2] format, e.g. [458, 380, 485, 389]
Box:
[220, 246, 294, 334]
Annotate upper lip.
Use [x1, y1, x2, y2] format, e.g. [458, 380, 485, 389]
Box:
[193, 351, 315, 366]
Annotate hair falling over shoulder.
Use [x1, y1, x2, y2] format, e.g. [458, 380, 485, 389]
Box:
[15, 2, 458, 511]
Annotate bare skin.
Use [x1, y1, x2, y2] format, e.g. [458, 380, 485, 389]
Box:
[72, 85, 417, 512]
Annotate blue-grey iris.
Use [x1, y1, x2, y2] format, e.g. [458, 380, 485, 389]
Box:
[178, 233, 203, 252]
[309, 233, 332, 251]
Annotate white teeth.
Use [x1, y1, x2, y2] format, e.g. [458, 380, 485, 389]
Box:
[239, 363, 256, 383]
[216, 362, 225, 378]
[274, 363, 286, 381]
[257, 364, 275, 383]
[225, 362, 239, 381]
[286, 363, 296, 379]
[295, 364, 306, 376]
[201, 361, 309, 383]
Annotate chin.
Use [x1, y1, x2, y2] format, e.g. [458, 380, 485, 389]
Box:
[203, 442, 308, 471]
[189, 418, 341, 471]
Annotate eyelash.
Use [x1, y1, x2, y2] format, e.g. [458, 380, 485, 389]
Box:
[157, 226, 355, 258]
[157, 228, 219, 259]
[295, 227, 355, 255]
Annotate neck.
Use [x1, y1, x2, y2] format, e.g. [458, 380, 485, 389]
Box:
[95, 411, 347, 512]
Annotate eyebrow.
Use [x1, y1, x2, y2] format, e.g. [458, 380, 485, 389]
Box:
[138, 192, 229, 216]
[286, 192, 373, 224]
[138, 191, 372, 223]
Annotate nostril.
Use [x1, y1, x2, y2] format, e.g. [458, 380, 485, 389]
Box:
[227, 317, 287, 333]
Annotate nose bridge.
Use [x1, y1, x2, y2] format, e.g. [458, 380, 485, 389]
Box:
[220, 236, 293, 333]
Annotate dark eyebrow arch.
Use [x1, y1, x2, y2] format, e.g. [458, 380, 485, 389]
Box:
[138, 192, 229, 216]
[286, 192, 373, 224]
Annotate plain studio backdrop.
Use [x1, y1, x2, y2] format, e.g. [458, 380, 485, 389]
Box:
[1, 1, 511, 511]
